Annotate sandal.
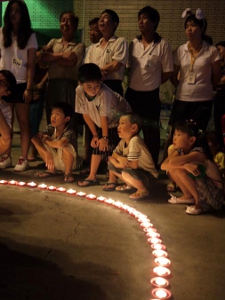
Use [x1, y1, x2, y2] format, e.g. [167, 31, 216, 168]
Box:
[129, 190, 150, 200]
[166, 182, 177, 192]
[186, 205, 204, 215]
[115, 184, 135, 192]
[168, 194, 195, 204]
[102, 182, 119, 191]
[37, 171, 56, 178]
[77, 179, 100, 187]
[64, 174, 75, 183]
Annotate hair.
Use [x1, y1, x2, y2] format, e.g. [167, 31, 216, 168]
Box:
[206, 131, 224, 152]
[122, 113, 143, 134]
[184, 14, 212, 43]
[0, 70, 16, 92]
[3, 0, 33, 49]
[51, 102, 73, 120]
[89, 17, 99, 26]
[174, 121, 213, 160]
[138, 6, 160, 31]
[100, 9, 119, 31]
[216, 41, 225, 48]
[59, 11, 79, 27]
[78, 63, 102, 83]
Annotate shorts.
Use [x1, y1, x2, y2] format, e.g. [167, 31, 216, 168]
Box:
[4, 83, 27, 103]
[108, 162, 155, 191]
[44, 144, 77, 172]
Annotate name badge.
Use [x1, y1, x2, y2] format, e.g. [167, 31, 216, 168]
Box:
[188, 71, 196, 84]
[12, 57, 22, 68]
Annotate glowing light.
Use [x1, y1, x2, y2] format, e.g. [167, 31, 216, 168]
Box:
[152, 250, 168, 258]
[66, 189, 76, 195]
[97, 196, 106, 202]
[150, 277, 169, 288]
[38, 183, 47, 189]
[47, 186, 56, 191]
[155, 257, 171, 267]
[8, 180, 17, 185]
[17, 181, 26, 186]
[86, 194, 97, 200]
[151, 244, 166, 251]
[0, 180, 8, 184]
[27, 182, 37, 188]
[56, 187, 67, 192]
[148, 238, 162, 244]
[76, 191, 86, 197]
[104, 198, 115, 204]
[152, 288, 172, 299]
[153, 266, 171, 277]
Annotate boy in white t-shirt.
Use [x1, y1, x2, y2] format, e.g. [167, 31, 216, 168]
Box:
[0, 70, 16, 159]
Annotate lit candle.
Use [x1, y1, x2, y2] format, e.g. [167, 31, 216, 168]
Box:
[155, 257, 171, 267]
[126, 207, 135, 214]
[138, 217, 150, 223]
[140, 222, 153, 229]
[151, 244, 166, 251]
[113, 201, 123, 208]
[17, 181, 26, 187]
[128, 208, 138, 216]
[147, 232, 160, 238]
[153, 266, 171, 277]
[8, 180, 17, 185]
[27, 182, 37, 188]
[148, 237, 162, 244]
[121, 204, 130, 211]
[97, 196, 106, 202]
[145, 227, 157, 234]
[152, 249, 168, 258]
[66, 189, 76, 195]
[47, 185, 56, 191]
[150, 277, 169, 288]
[56, 187, 67, 192]
[38, 183, 47, 189]
[76, 191, 86, 197]
[86, 193, 97, 200]
[151, 288, 171, 299]
[104, 198, 115, 204]
[0, 180, 8, 184]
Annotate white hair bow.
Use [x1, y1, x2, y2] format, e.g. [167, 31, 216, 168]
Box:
[182, 8, 204, 20]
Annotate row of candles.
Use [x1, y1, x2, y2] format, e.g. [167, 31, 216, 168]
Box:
[0, 179, 172, 299]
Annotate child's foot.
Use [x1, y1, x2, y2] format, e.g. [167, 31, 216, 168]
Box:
[115, 184, 135, 192]
[14, 157, 29, 172]
[186, 205, 204, 215]
[77, 179, 100, 187]
[168, 194, 195, 204]
[102, 182, 119, 191]
[64, 174, 75, 183]
[129, 190, 150, 200]
[37, 171, 56, 178]
[0, 155, 12, 169]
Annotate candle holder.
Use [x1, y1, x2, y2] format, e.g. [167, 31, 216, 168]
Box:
[152, 250, 168, 258]
[97, 196, 106, 202]
[76, 191, 86, 197]
[104, 198, 115, 205]
[47, 185, 56, 191]
[150, 277, 169, 288]
[148, 238, 162, 244]
[0, 180, 8, 184]
[86, 194, 97, 200]
[151, 288, 171, 299]
[66, 189, 76, 195]
[155, 257, 171, 267]
[8, 180, 18, 185]
[38, 183, 47, 189]
[151, 244, 166, 251]
[153, 266, 171, 277]
[27, 182, 37, 188]
[56, 187, 67, 192]
[17, 181, 27, 187]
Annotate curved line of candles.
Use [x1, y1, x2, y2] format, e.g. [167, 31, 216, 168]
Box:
[0, 179, 172, 299]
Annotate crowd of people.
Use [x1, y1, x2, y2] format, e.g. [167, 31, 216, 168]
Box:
[0, 1, 225, 216]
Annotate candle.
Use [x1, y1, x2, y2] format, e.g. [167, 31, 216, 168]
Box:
[17, 181, 26, 187]
[150, 277, 169, 288]
[138, 217, 150, 223]
[38, 183, 47, 189]
[121, 204, 130, 211]
[148, 238, 162, 244]
[104, 198, 115, 204]
[147, 232, 160, 238]
[155, 257, 171, 267]
[113, 201, 123, 208]
[47, 185, 56, 191]
[151, 288, 171, 299]
[76, 191, 86, 197]
[97, 196, 106, 202]
[152, 250, 168, 258]
[151, 244, 166, 251]
[8, 180, 17, 185]
[0, 180, 8, 184]
[140, 222, 153, 229]
[66, 189, 76, 195]
[153, 266, 171, 277]
[86, 193, 97, 200]
[56, 187, 67, 192]
[27, 182, 37, 188]
[145, 227, 157, 234]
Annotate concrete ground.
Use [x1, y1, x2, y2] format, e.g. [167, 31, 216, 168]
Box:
[0, 133, 225, 300]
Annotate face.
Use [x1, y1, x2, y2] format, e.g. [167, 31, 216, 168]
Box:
[60, 13, 76, 35]
[138, 13, 155, 33]
[185, 21, 203, 41]
[217, 45, 225, 59]
[117, 116, 135, 139]
[9, 2, 21, 25]
[89, 23, 102, 44]
[173, 129, 194, 150]
[98, 13, 117, 34]
[50, 108, 69, 128]
[82, 81, 101, 97]
[0, 74, 10, 97]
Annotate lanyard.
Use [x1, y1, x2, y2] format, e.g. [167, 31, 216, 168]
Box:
[188, 42, 202, 71]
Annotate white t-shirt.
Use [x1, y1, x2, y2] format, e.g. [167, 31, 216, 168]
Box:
[128, 36, 173, 91]
[174, 41, 221, 102]
[0, 28, 38, 83]
[75, 83, 131, 128]
[84, 35, 128, 81]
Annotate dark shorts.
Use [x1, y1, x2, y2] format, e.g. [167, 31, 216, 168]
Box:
[4, 82, 27, 103]
[108, 162, 155, 191]
[169, 100, 213, 131]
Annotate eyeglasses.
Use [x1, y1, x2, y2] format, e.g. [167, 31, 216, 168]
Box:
[0, 80, 9, 89]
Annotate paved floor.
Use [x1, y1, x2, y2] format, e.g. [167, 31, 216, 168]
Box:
[0, 134, 225, 300]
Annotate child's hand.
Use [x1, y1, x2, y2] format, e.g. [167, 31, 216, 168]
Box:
[117, 156, 129, 167]
[91, 136, 99, 148]
[45, 152, 54, 170]
[185, 163, 201, 177]
[42, 135, 50, 143]
[98, 138, 109, 151]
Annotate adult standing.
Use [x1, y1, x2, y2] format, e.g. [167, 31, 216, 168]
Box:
[85, 9, 128, 96]
[125, 6, 173, 168]
[0, 0, 37, 171]
[41, 11, 85, 147]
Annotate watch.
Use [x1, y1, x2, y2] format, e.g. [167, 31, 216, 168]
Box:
[102, 136, 109, 140]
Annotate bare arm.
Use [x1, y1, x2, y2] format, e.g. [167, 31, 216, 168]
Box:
[44, 136, 69, 149]
[170, 64, 180, 87]
[41, 51, 77, 66]
[23, 48, 36, 103]
[101, 60, 123, 80]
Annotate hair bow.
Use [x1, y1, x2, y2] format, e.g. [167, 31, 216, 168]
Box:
[182, 8, 204, 20]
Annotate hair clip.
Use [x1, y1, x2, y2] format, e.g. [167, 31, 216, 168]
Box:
[186, 119, 197, 125]
[182, 8, 204, 20]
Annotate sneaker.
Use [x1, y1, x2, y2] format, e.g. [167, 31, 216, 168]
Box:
[14, 157, 29, 172]
[0, 155, 12, 169]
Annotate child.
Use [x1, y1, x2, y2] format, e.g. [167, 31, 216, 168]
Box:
[0, 70, 16, 163]
[161, 121, 224, 215]
[32, 102, 81, 182]
[102, 113, 159, 200]
[75, 63, 131, 187]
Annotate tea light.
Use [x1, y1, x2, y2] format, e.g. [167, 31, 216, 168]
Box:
[151, 244, 166, 251]
[76, 191, 86, 197]
[140, 222, 153, 229]
[47, 185, 56, 191]
[155, 257, 171, 267]
[27, 182, 37, 188]
[105, 198, 115, 204]
[150, 277, 169, 288]
[38, 183, 47, 189]
[126, 207, 135, 214]
[148, 238, 162, 244]
[151, 288, 171, 299]
[86, 193, 97, 200]
[97, 196, 106, 202]
[145, 227, 157, 234]
[56, 187, 67, 192]
[8, 180, 17, 185]
[152, 250, 168, 258]
[0, 180, 8, 184]
[135, 213, 147, 219]
[121, 204, 130, 211]
[66, 189, 76, 195]
[113, 201, 123, 208]
[17, 181, 26, 187]
[153, 266, 171, 277]
[138, 217, 150, 223]
[128, 208, 138, 216]
[147, 232, 160, 238]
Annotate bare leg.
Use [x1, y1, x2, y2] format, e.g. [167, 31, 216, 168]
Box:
[78, 154, 102, 185]
[62, 147, 74, 175]
[122, 172, 148, 193]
